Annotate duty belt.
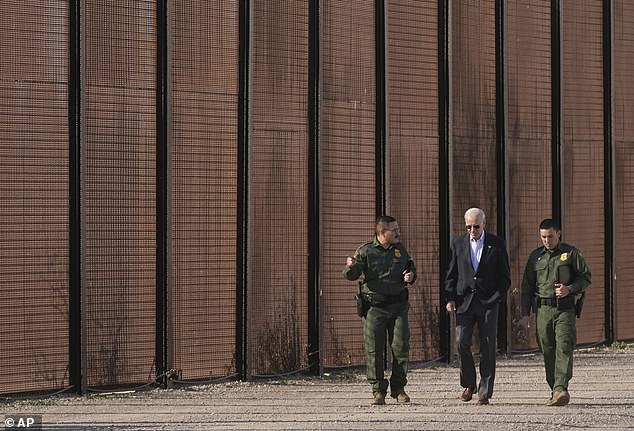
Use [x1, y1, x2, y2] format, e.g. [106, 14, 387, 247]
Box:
[364, 289, 409, 307]
[538, 296, 575, 310]
[539, 298, 557, 306]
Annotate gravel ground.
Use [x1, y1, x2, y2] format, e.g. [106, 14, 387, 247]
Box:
[2, 346, 633, 431]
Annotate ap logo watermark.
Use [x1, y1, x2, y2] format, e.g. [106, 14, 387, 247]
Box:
[4, 415, 42, 430]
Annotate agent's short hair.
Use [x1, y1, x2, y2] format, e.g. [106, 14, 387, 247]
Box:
[376, 215, 397, 226]
[376, 216, 397, 233]
[539, 218, 560, 231]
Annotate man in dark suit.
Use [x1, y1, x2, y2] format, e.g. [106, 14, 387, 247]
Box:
[444, 208, 511, 405]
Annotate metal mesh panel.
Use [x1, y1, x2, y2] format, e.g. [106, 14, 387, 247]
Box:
[505, 0, 552, 350]
[320, 0, 375, 367]
[0, 1, 70, 394]
[82, 0, 157, 387]
[387, 0, 440, 361]
[614, 1, 634, 341]
[561, 0, 605, 345]
[248, 0, 309, 376]
[450, 1, 498, 235]
[169, 1, 238, 380]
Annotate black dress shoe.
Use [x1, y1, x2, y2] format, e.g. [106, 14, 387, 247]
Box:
[461, 387, 475, 402]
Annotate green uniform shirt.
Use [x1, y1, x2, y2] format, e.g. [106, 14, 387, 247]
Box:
[521, 242, 591, 316]
[343, 238, 416, 296]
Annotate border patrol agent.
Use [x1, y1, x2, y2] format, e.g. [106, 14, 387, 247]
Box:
[521, 218, 591, 406]
[343, 216, 416, 405]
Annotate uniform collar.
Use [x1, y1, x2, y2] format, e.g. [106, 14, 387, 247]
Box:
[373, 236, 393, 250]
[542, 242, 563, 255]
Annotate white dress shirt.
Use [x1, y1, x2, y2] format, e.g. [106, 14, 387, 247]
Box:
[470, 230, 486, 271]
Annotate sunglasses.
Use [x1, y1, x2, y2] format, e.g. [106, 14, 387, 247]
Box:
[465, 224, 481, 230]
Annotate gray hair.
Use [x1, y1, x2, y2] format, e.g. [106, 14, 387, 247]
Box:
[464, 207, 486, 222]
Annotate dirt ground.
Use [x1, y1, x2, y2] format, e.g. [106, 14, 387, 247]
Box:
[2, 346, 633, 431]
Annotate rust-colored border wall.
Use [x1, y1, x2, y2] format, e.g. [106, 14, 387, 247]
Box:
[0, 1, 70, 394]
[248, 0, 309, 376]
[387, 0, 441, 361]
[169, 1, 238, 380]
[613, 1, 634, 341]
[320, 0, 376, 367]
[450, 1, 498, 235]
[2, 0, 633, 396]
[561, 0, 605, 344]
[505, 0, 552, 349]
[82, 0, 157, 387]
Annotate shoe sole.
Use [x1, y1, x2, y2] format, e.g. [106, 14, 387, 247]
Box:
[391, 395, 410, 403]
[372, 395, 386, 405]
[549, 397, 570, 406]
[547, 394, 570, 407]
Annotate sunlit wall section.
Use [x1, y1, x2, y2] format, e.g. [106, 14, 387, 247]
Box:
[169, 1, 238, 380]
[320, 0, 376, 367]
[613, 1, 634, 341]
[386, 0, 440, 361]
[561, 0, 605, 345]
[0, 0, 70, 393]
[248, 0, 309, 376]
[450, 1, 498, 236]
[82, 0, 157, 386]
[505, 1, 552, 350]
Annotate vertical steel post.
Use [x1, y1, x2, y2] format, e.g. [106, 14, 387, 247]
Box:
[376, 0, 388, 371]
[376, 0, 386, 217]
[438, 0, 451, 362]
[603, 0, 614, 345]
[495, 0, 509, 355]
[155, 0, 169, 389]
[551, 0, 562, 224]
[236, 0, 251, 381]
[308, 0, 321, 376]
[68, 0, 83, 394]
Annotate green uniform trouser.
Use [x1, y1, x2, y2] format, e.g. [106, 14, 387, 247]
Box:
[536, 304, 576, 392]
[363, 301, 410, 395]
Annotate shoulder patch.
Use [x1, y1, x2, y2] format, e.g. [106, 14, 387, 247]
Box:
[355, 240, 373, 257]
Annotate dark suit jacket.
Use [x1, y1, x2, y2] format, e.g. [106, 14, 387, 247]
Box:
[444, 231, 511, 313]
